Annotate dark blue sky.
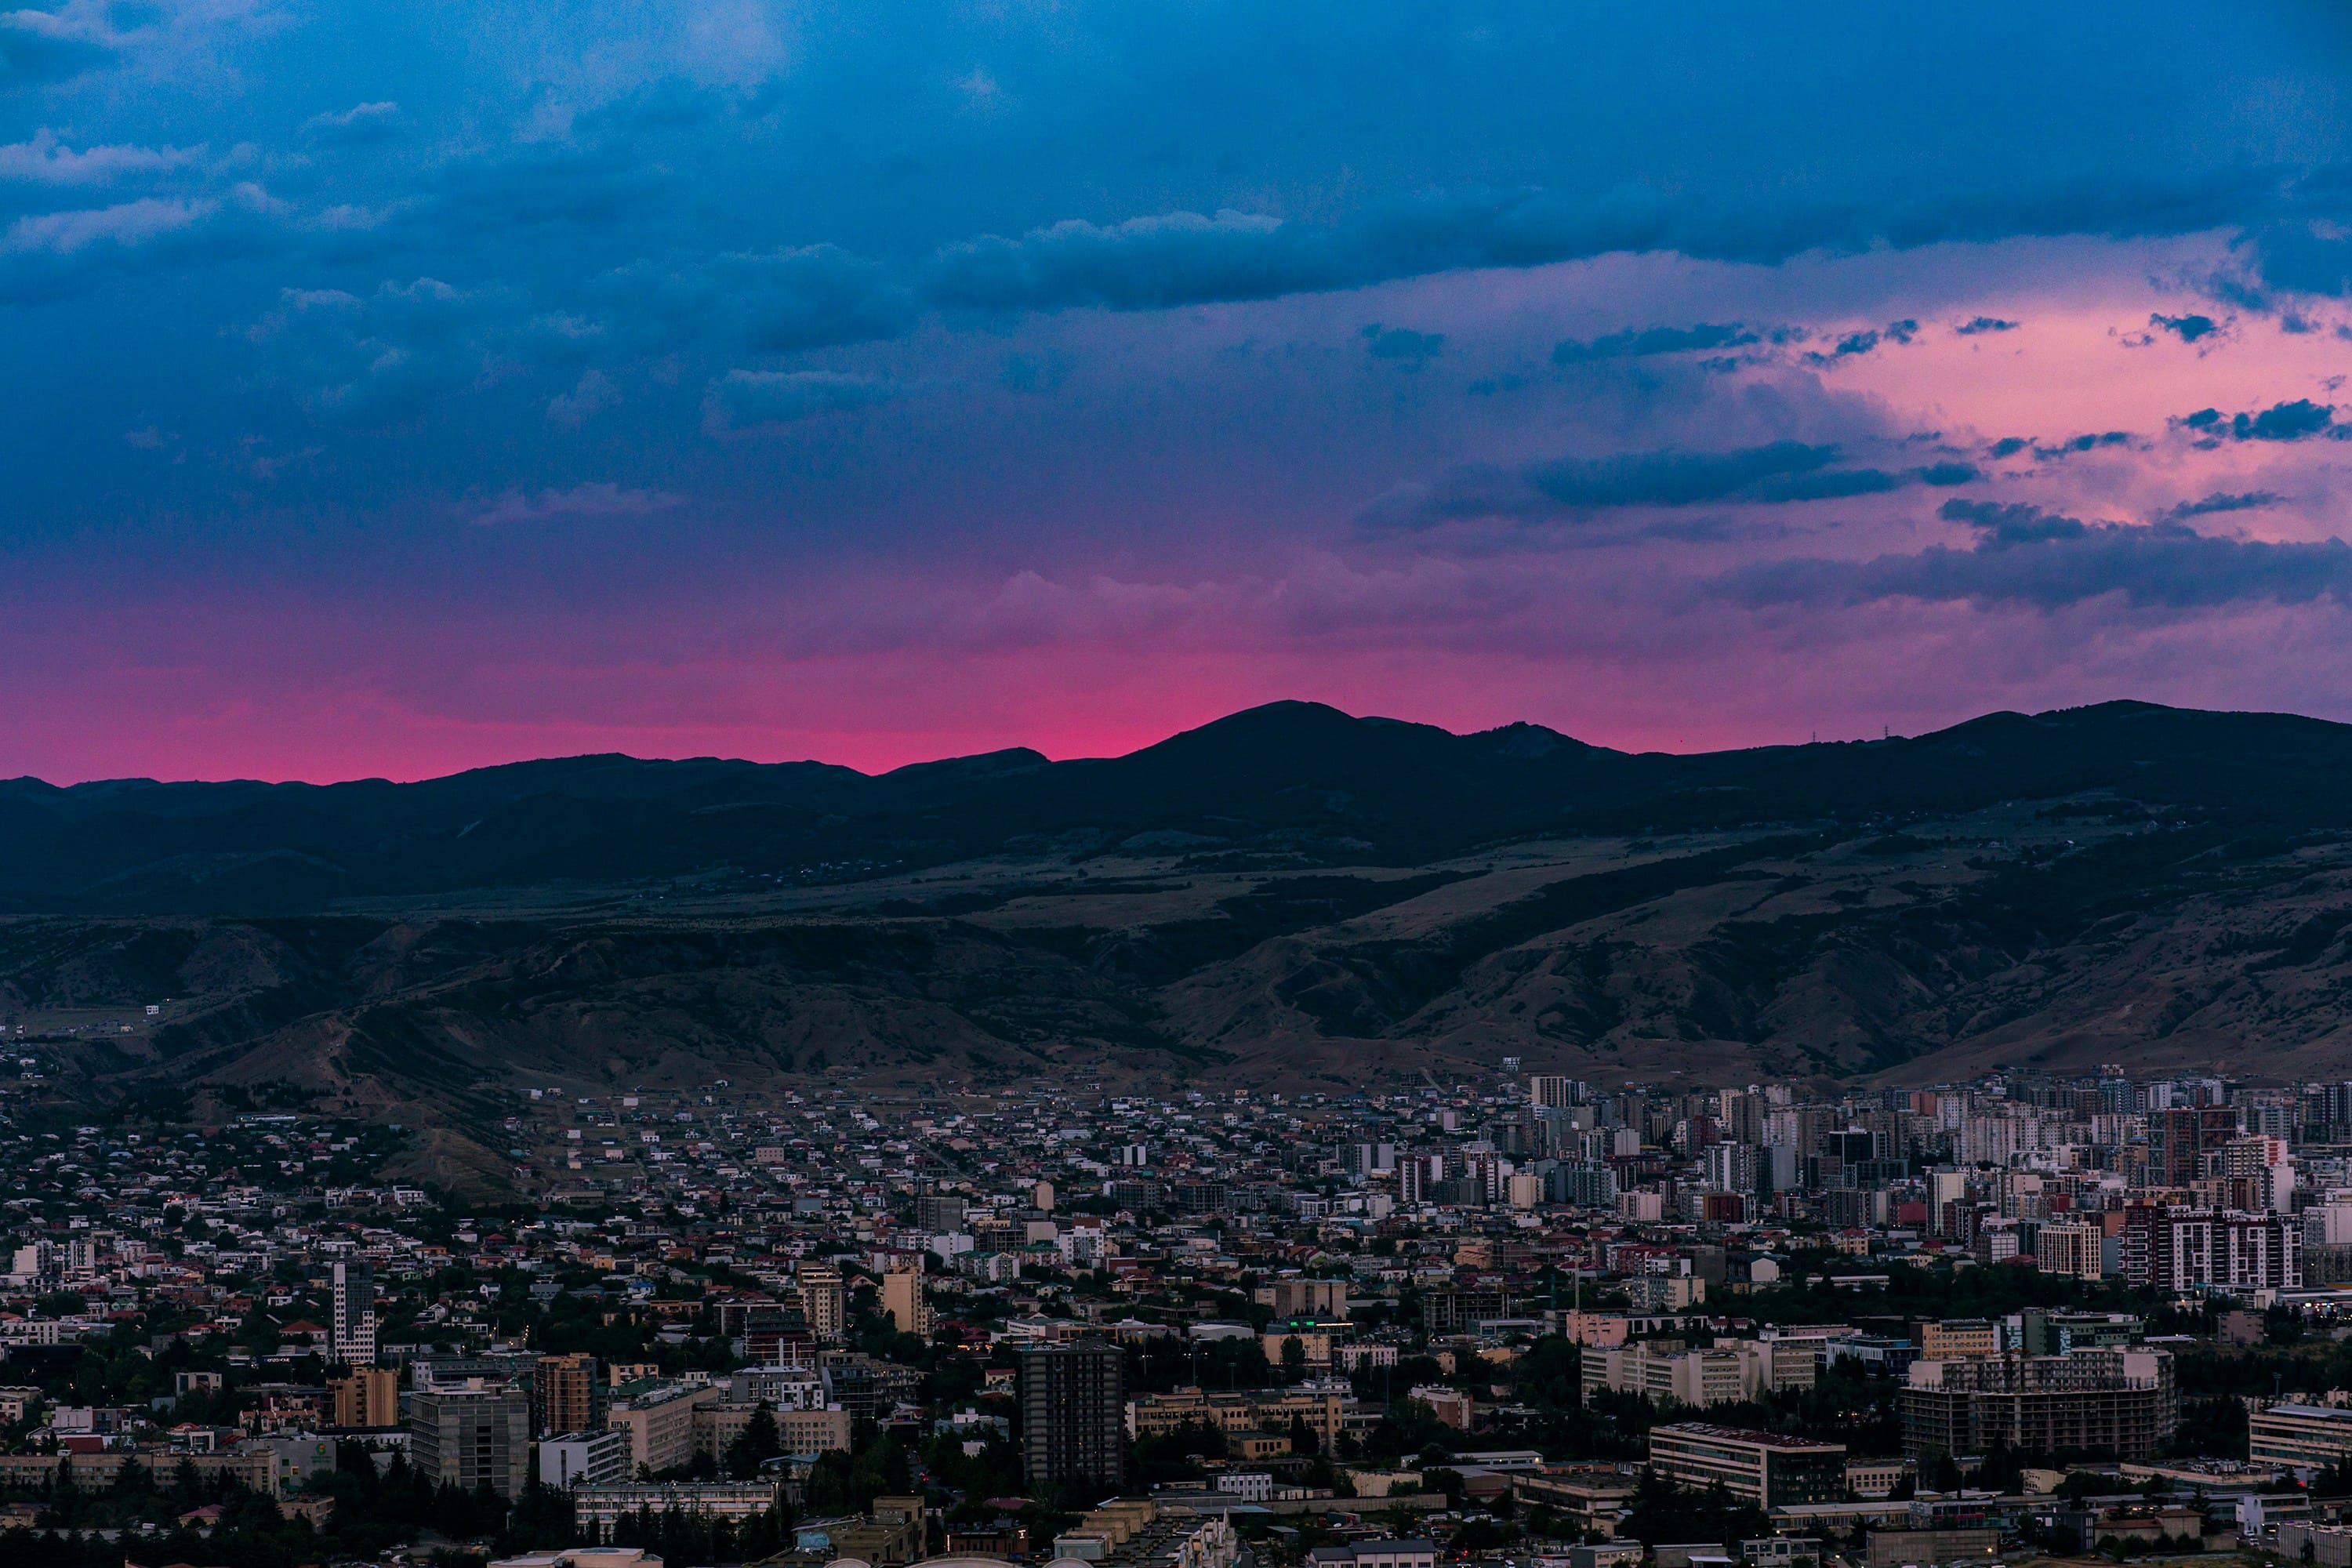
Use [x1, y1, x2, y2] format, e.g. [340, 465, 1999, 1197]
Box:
[9, 2, 2352, 779]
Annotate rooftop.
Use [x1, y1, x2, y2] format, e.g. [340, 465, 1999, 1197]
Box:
[1650, 1422, 1846, 1453]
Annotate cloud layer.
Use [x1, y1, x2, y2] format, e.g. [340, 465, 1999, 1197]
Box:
[8, 2, 2352, 779]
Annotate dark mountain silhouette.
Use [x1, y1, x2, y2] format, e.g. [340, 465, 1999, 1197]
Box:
[4, 697, 2349, 913]
[10, 696, 2352, 1195]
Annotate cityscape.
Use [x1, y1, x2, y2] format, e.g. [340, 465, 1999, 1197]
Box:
[16, 5, 2352, 1568]
[1, 1069, 2350, 1568]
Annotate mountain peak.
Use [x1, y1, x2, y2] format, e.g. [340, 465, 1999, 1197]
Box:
[5, 699, 2352, 913]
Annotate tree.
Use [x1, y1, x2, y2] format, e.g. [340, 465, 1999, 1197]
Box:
[1971, 1437, 2024, 1494]
[1131, 1420, 1223, 1486]
[724, 1403, 784, 1480]
[500, 1481, 580, 1556]
[1621, 1472, 1769, 1548]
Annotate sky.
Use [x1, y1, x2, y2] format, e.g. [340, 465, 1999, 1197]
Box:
[12, 2, 2352, 781]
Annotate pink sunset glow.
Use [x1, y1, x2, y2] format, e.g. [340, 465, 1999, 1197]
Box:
[11, 7, 2352, 782]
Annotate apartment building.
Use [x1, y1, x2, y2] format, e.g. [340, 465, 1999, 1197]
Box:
[2251, 1403, 2352, 1472]
[2035, 1221, 2106, 1280]
[1021, 1341, 1125, 1490]
[1646, 1423, 1847, 1507]
[1126, 1382, 1352, 1449]
[798, 1264, 847, 1341]
[882, 1266, 931, 1336]
[1915, 1321, 2000, 1359]
[538, 1352, 601, 1438]
[328, 1366, 398, 1428]
[540, 1428, 631, 1489]
[1900, 1349, 2175, 1460]
[606, 1382, 723, 1475]
[408, 1386, 533, 1500]
[692, 1399, 851, 1461]
[2122, 1206, 2300, 1290]
[1581, 1340, 1816, 1408]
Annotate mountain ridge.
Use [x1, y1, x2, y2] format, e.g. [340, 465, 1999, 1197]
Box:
[2, 695, 2344, 916]
[9, 695, 2352, 1192]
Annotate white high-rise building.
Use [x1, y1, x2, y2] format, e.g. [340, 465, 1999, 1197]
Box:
[2035, 1220, 2104, 1279]
[2305, 1200, 2352, 1247]
[1928, 1167, 1968, 1236]
[1397, 1154, 1441, 1206]
[1530, 1075, 1586, 1109]
[2223, 1134, 2296, 1214]
[1703, 1141, 1761, 1194]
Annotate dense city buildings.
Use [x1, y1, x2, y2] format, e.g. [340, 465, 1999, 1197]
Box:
[0, 1065, 2350, 1566]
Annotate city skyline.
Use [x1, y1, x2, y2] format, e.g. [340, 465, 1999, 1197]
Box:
[0, 1058, 2343, 1562]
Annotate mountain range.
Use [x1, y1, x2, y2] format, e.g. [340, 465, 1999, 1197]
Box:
[9, 698, 2352, 1192]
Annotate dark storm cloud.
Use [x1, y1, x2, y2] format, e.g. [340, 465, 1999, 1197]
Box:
[2240, 216, 2352, 299]
[705, 369, 906, 432]
[1938, 499, 2091, 545]
[1358, 441, 1980, 529]
[1529, 441, 1847, 508]
[1551, 322, 1761, 364]
[425, 145, 681, 234]
[2177, 398, 2343, 442]
[1719, 503, 2352, 612]
[1799, 319, 1918, 367]
[495, 160, 2328, 374]
[2030, 431, 2135, 459]
[117, 147, 2352, 436]
[722, 249, 923, 354]
[899, 172, 2285, 341]
[1363, 324, 1444, 365]
[2156, 490, 2284, 523]
[626, 156, 2352, 359]
[580, 245, 922, 358]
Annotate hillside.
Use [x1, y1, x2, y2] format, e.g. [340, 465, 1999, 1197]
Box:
[9, 699, 2352, 1183]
